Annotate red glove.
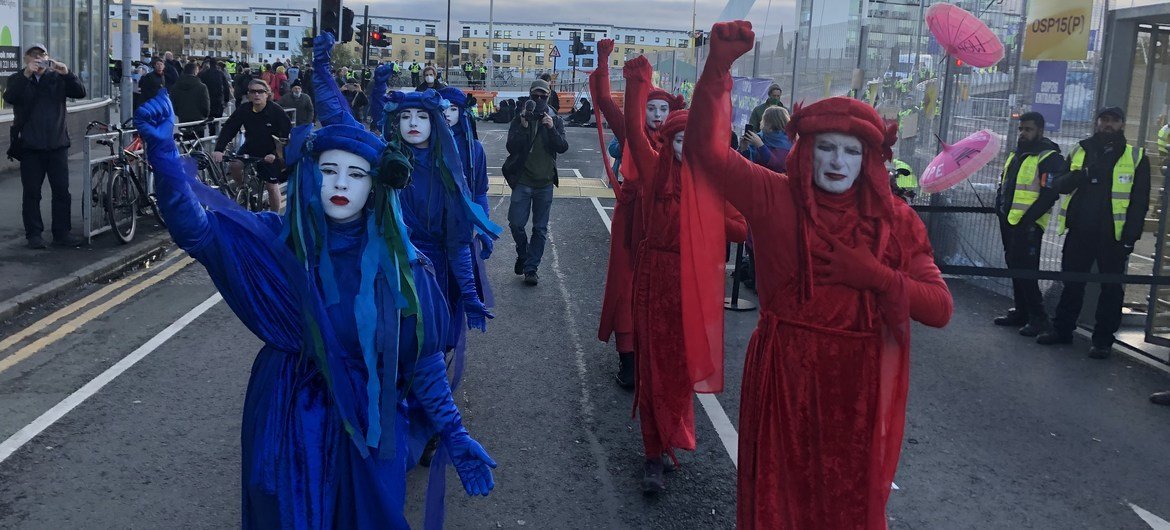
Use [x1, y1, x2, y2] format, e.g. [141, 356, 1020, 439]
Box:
[708, 21, 755, 69]
[811, 227, 898, 292]
[597, 39, 615, 61]
[624, 56, 652, 83]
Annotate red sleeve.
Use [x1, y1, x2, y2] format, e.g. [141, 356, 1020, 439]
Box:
[622, 63, 656, 184]
[724, 202, 747, 243]
[897, 210, 952, 327]
[589, 59, 625, 144]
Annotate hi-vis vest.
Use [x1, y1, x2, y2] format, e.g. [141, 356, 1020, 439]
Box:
[1003, 149, 1056, 228]
[1158, 124, 1169, 157]
[1058, 145, 1143, 240]
[893, 159, 917, 190]
[409, 63, 421, 73]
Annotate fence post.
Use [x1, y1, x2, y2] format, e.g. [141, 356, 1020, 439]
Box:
[724, 243, 757, 312]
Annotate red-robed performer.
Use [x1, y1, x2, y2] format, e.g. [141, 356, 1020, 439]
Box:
[679, 22, 953, 528]
[620, 56, 747, 494]
[590, 38, 686, 388]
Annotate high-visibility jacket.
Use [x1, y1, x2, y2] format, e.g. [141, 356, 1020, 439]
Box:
[409, 63, 421, 73]
[1003, 149, 1057, 228]
[893, 159, 917, 190]
[1158, 124, 1168, 158]
[1058, 144, 1143, 240]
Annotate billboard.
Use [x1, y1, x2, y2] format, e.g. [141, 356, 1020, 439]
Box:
[1022, 0, 1093, 61]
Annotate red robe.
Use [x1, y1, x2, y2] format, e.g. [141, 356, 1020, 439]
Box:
[679, 28, 953, 529]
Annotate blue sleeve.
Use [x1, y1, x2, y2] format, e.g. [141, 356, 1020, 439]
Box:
[473, 141, 490, 214]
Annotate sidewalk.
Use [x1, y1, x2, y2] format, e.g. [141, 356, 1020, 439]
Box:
[0, 160, 173, 322]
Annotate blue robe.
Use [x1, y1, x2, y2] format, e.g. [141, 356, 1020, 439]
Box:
[453, 125, 494, 307]
[155, 158, 451, 529]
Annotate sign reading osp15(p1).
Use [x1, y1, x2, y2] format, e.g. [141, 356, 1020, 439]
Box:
[1023, 0, 1093, 61]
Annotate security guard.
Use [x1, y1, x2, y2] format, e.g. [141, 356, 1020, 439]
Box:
[892, 158, 917, 191]
[409, 60, 421, 86]
[993, 112, 1065, 336]
[1037, 107, 1151, 358]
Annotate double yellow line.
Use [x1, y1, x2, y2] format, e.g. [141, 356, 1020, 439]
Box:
[0, 253, 195, 375]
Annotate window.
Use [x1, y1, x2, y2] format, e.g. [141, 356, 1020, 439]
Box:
[279, 42, 289, 50]
[666, 38, 672, 46]
[414, 38, 419, 44]
[655, 37, 660, 43]
[266, 29, 276, 38]
[184, 27, 189, 35]
[537, 31, 545, 39]
[184, 15, 190, 23]
[279, 17, 289, 26]
[504, 31, 511, 38]
[279, 30, 289, 38]
[677, 40, 687, 48]
[414, 50, 419, 56]
[535, 56, 543, 65]
[401, 38, 406, 43]
[625, 47, 634, 54]
[583, 58, 594, 67]
[266, 42, 276, 50]
[639, 36, 645, 42]
[613, 59, 618, 66]
[138, 12, 149, 21]
[462, 29, 470, 38]
[625, 35, 635, 44]
[503, 55, 510, 63]
[461, 41, 469, 49]
[584, 32, 594, 42]
[399, 26, 404, 31]
[241, 28, 248, 37]
[266, 16, 276, 25]
[425, 52, 435, 60]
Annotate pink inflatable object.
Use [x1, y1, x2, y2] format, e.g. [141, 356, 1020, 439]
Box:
[925, 3, 1005, 68]
[920, 129, 1001, 194]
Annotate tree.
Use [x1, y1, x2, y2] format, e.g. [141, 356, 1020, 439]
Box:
[331, 43, 360, 69]
[289, 28, 312, 66]
[398, 48, 408, 63]
[152, 17, 183, 57]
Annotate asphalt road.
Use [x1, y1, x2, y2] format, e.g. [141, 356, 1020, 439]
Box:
[1, 121, 1168, 529]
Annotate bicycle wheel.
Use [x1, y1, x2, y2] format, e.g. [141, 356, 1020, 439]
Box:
[139, 165, 167, 227]
[105, 167, 138, 244]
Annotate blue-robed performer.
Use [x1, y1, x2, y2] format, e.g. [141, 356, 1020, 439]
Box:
[439, 86, 494, 309]
[132, 32, 496, 529]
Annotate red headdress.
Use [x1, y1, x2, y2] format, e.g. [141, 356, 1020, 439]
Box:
[648, 88, 687, 111]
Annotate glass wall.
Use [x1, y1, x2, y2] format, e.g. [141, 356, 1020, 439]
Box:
[2, 0, 109, 112]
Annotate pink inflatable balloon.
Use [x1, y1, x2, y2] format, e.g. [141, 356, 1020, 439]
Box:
[926, 3, 1005, 68]
[920, 129, 1002, 194]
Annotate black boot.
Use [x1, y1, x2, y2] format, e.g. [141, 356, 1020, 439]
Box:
[1150, 391, 1170, 406]
[1036, 331, 1073, 345]
[616, 352, 635, 389]
[514, 256, 525, 275]
[418, 435, 440, 467]
[1018, 318, 1050, 338]
[993, 309, 1027, 327]
[641, 457, 665, 495]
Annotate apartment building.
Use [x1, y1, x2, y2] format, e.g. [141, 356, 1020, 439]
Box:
[180, 8, 252, 60]
[108, 2, 155, 57]
[340, 16, 438, 66]
[459, 20, 690, 72]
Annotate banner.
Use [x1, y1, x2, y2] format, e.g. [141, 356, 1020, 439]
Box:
[730, 76, 774, 133]
[1022, 0, 1093, 61]
[1031, 61, 1068, 131]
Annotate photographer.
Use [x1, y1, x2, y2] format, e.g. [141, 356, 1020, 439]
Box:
[5, 43, 86, 249]
[503, 80, 568, 286]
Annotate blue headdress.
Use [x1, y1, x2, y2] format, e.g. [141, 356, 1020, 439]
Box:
[438, 87, 478, 174]
[379, 89, 501, 239]
[275, 32, 423, 459]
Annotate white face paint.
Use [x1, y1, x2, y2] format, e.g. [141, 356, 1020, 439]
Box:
[646, 99, 670, 130]
[399, 109, 431, 148]
[811, 132, 864, 194]
[318, 149, 372, 223]
[672, 131, 684, 161]
[443, 105, 461, 127]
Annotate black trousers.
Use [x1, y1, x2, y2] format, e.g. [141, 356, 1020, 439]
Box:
[998, 216, 1047, 324]
[20, 147, 71, 240]
[1053, 230, 1130, 347]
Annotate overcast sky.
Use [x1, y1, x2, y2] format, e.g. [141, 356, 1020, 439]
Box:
[148, 0, 797, 38]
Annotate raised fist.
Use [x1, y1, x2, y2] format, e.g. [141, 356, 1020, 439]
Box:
[597, 39, 615, 60]
[374, 63, 393, 83]
[133, 89, 177, 146]
[623, 56, 652, 82]
[313, 32, 335, 62]
[709, 21, 755, 63]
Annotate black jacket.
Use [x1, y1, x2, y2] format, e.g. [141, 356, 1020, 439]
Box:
[170, 74, 210, 124]
[215, 101, 292, 157]
[415, 80, 448, 92]
[164, 60, 181, 87]
[4, 70, 86, 151]
[199, 68, 230, 113]
[997, 137, 1066, 226]
[233, 72, 254, 105]
[504, 111, 568, 187]
[1052, 133, 1151, 246]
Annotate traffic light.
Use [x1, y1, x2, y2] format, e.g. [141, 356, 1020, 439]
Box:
[355, 23, 367, 46]
[341, 7, 354, 42]
[572, 35, 587, 56]
[371, 26, 390, 48]
[321, 0, 340, 38]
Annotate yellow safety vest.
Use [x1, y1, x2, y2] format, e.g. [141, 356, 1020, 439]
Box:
[410, 63, 421, 73]
[1004, 150, 1056, 228]
[893, 159, 917, 190]
[1158, 124, 1169, 158]
[1058, 145, 1143, 239]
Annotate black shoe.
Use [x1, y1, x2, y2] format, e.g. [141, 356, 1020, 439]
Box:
[1088, 346, 1112, 359]
[994, 310, 1027, 327]
[641, 457, 665, 495]
[514, 256, 525, 275]
[1018, 322, 1049, 337]
[616, 352, 635, 389]
[524, 271, 539, 286]
[1150, 391, 1170, 406]
[52, 233, 86, 248]
[26, 236, 47, 250]
[1036, 332, 1073, 345]
[418, 436, 439, 467]
[661, 453, 676, 473]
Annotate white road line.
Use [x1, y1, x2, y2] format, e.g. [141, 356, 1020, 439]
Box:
[1131, 503, 1170, 529]
[589, 197, 739, 467]
[572, 169, 583, 179]
[0, 293, 223, 465]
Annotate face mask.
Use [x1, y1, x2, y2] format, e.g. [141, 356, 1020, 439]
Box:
[400, 109, 431, 147]
[811, 132, 863, 194]
[444, 105, 461, 127]
[673, 131, 684, 161]
[425, 75, 435, 83]
[318, 149, 372, 223]
[646, 99, 670, 130]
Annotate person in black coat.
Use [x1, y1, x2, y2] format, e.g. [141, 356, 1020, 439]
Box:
[163, 51, 181, 87]
[137, 57, 167, 109]
[3, 44, 87, 248]
[199, 59, 231, 135]
[171, 62, 210, 138]
[233, 67, 254, 107]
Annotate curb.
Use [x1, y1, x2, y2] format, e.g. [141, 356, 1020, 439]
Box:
[0, 232, 174, 322]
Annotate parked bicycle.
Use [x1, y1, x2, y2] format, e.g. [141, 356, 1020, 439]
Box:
[85, 120, 165, 244]
[222, 153, 271, 213]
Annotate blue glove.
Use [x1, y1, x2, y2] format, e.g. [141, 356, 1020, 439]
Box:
[453, 244, 492, 332]
[133, 89, 179, 160]
[476, 232, 493, 260]
[465, 299, 493, 332]
[410, 351, 496, 496]
[374, 63, 393, 84]
[313, 32, 336, 67]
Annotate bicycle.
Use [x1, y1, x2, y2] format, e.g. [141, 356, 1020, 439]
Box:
[85, 120, 165, 244]
[221, 153, 271, 213]
[175, 119, 237, 199]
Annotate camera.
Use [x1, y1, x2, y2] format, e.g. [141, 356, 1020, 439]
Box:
[38, 58, 52, 70]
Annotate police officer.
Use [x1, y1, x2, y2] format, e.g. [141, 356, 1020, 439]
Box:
[1037, 107, 1151, 358]
[993, 112, 1065, 336]
[409, 60, 421, 86]
[892, 159, 917, 192]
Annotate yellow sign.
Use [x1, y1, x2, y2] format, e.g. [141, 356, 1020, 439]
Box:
[1023, 0, 1093, 61]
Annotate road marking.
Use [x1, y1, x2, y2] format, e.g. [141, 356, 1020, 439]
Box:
[588, 197, 739, 467]
[0, 256, 196, 375]
[0, 293, 223, 464]
[0, 251, 183, 354]
[1131, 503, 1170, 529]
[572, 169, 583, 179]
